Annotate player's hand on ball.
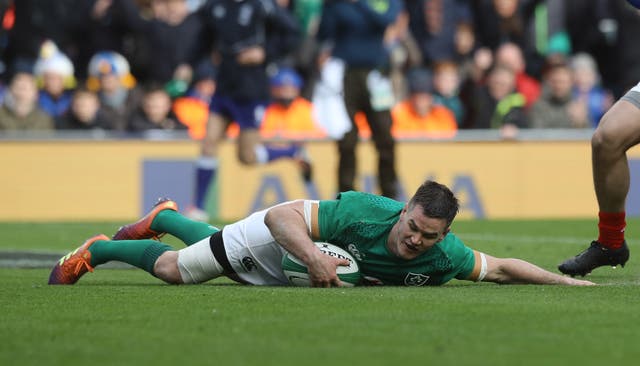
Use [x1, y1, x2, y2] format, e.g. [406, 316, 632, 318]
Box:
[306, 251, 350, 288]
[282, 243, 361, 287]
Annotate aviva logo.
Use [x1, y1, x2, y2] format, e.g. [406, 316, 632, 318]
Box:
[368, 0, 390, 13]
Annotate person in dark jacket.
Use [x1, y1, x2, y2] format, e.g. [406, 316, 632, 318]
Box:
[316, 0, 402, 199]
[55, 87, 113, 130]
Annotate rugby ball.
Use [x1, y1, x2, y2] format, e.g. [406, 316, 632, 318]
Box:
[282, 242, 361, 287]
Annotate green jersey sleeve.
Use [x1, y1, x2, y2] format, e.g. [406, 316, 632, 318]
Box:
[435, 233, 476, 283]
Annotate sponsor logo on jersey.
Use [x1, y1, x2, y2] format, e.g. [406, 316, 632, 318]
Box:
[404, 272, 430, 286]
[242, 256, 257, 272]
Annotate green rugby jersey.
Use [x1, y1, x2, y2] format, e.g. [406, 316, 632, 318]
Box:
[317, 191, 476, 286]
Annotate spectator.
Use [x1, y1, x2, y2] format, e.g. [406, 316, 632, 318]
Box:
[564, 0, 618, 96]
[570, 52, 613, 128]
[405, 0, 472, 66]
[261, 66, 326, 139]
[458, 46, 494, 129]
[385, 10, 423, 102]
[0, 71, 53, 130]
[252, 66, 324, 184]
[530, 62, 589, 129]
[432, 60, 465, 126]
[3, 0, 77, 76]
[453, 21, 478, 81]
[33, 42, 75, 118]
[55, 87, 112, 130]
[128, 84, 187, 133]
[115, 0, 208, 93]
[69, 0, 135, 80]
[607, 0, 640, 97]
[188, 0, 302, 221]
[86, 51, 143, 131]
[473, 0, 570, 80]
[172, 57, 218, 140]
[467, 64, 528, 138]
[391, 67, 457, 139]
[472, 0, 530, 51]
[494, 41, 541, 108]
[289, 0, 324, 98]
[317, 0, 402, 199]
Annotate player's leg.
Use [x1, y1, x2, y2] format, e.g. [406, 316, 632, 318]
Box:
[337, 127, 358, 192]
[237, 127, 261, 165]
[154, 236, 228, 285]
[366, 108, 397, 198]
[48, 235, 174, 285]
[189, 109, 228, 221]
[113, 198, 219, 246]
[592, 101, 640, 213]
[558, 88, 640, 276]
[49, 235, 228, 285]
[338, 68, 364, 192]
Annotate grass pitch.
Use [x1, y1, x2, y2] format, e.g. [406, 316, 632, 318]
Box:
[1, 219, 639, 366]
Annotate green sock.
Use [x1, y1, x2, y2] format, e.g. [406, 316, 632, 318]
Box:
[89, 239, 173, 276]
[150, 209, 219, 245]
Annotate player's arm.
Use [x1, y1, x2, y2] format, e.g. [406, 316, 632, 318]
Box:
[264, 200, 348, 287]
[466, 251, 595, 286]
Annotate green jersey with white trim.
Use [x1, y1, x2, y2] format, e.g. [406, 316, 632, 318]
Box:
[317, 191, 475, 286]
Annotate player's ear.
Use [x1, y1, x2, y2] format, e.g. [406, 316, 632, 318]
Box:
[437, 227, 450, 242]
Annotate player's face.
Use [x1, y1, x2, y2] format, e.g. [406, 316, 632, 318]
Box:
[388, 204, 449, 260]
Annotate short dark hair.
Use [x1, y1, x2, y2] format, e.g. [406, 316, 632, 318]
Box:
[408, 180, 459, 227]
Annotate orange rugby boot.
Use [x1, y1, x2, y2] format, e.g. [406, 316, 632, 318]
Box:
[112, 198, 178, 241]
[48, 234, 110, 285]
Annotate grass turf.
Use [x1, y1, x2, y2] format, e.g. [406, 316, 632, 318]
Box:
[1, 219, 639, 365]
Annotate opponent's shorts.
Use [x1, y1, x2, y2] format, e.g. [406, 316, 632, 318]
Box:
[176, 207, 289, 285]
[209, 95, 268, 129]
[622, 81, 640, 109]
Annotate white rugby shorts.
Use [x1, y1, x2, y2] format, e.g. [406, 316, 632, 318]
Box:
[622, 81, 640, 109]
[177, 207, 290, 285]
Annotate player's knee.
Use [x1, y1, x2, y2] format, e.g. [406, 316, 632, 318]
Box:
[153, 251, 183, 284]
[237, 148, 258, 165]
[237, 154, 257, 165]
[592, 119, 621, 153]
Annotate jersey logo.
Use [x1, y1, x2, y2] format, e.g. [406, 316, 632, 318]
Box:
[404, 273, 430, 286]
[347, 244, 363, 261]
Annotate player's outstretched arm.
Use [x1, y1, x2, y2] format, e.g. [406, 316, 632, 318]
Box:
[264, 200, 348, 287]
[481, 254, 595, 286]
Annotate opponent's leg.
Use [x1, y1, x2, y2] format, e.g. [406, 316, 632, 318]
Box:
[558, 96, 640, 276]
[189, 112, 228, 221]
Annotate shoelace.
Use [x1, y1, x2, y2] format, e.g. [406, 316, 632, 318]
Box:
[72, 256, 93, 276]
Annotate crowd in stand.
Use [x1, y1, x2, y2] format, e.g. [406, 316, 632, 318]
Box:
[0, 0, 639, 140]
